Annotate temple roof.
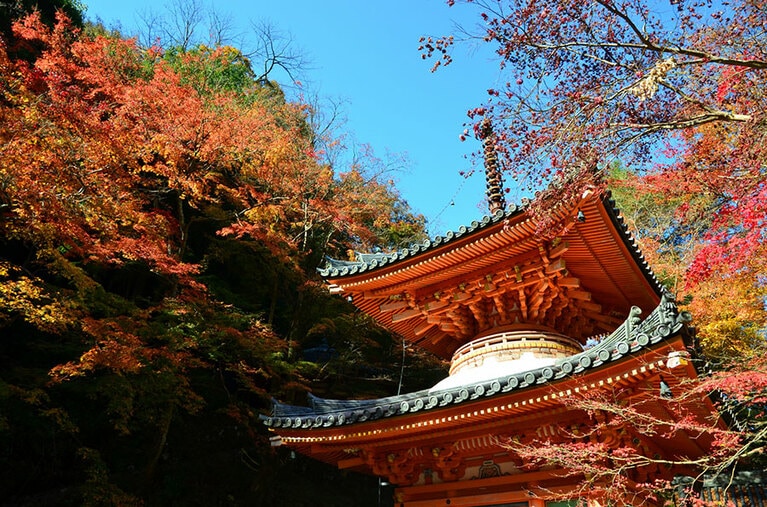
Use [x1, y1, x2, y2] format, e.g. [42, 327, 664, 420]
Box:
[265, 189, 720, 499]
[319, 190, 665, 358]
[261, 293, 691, 430]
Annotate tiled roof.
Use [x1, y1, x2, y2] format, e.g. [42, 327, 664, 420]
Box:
[261, 292, 691, 430]
[318, 193, 664, 297]
[318, 206, 519, 279]
[675, 471, 767, 506]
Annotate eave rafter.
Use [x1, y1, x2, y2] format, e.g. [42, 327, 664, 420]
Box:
[306, 398, 679, 489]
[361, 239, 627, 343]
[348, 230, 547, 300]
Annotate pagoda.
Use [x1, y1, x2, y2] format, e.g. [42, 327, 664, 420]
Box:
[261, 134, 721, 506]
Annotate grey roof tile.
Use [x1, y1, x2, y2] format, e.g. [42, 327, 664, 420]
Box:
[262, 292, 692, 429]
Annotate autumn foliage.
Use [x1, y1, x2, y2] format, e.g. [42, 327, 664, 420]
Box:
[426, 0, 766, 283]
[0, 10, 430, 505]
[2, 1, 765, 504]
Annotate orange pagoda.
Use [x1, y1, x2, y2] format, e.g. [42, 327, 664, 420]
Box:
[261, 134, 721, 506]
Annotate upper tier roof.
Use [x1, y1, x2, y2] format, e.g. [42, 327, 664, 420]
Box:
[319, 190, 664, 359]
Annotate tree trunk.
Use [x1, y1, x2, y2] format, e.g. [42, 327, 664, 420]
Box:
[144, 405, 174, 489]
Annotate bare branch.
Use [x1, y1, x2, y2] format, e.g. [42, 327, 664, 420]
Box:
[163, 0, 204, 50]
[246, 20, 309, 85]
[207, 7, 238, 47]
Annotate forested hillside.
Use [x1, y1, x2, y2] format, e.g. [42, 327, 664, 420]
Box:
[0, 8, 442, 506]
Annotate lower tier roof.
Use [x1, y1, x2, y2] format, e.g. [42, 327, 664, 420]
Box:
[262, 291, 693, 431]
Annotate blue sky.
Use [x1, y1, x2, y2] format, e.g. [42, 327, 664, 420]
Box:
[83, 0, 511, 235]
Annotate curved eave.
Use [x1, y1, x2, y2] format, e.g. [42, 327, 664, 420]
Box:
[320, 192, 661, 297]
[262, 295, 692, 432]
[561, 192, 663, 310]
[320, 205, 526, 289]
[602, 193, 666, 299]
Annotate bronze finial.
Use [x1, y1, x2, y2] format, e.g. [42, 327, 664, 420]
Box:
[480, 118, 506, 215]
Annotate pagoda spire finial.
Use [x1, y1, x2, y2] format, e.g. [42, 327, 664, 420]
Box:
[480, 118, 506, 215]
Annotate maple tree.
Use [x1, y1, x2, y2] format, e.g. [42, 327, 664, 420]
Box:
[0, 0, 83, 40]
[500, 353, 767, 506]
[424, 0, 766, 284]
[610, 167, 767, 361]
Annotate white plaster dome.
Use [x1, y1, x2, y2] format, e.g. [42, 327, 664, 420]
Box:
[430, 325, 583, 392]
